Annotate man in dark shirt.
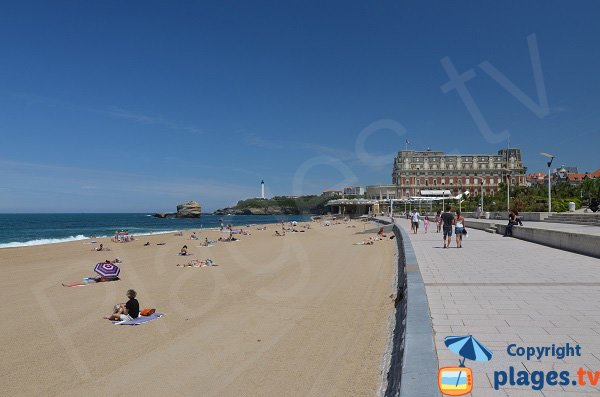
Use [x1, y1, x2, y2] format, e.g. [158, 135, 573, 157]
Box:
[441, 205, 455, 249]
[124, 289, 139, 319]
[104, 289, 139, 321]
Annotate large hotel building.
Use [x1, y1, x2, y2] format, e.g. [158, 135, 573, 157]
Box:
[367, 148, 527, 199]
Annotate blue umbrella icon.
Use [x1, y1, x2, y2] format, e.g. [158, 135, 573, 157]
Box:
[444, 335, 493, 388]
[445, 335, 493, 366]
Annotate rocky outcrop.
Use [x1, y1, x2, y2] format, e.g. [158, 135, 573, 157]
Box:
[153, 200, 202, 218]
[213, 206, 296, 216]
[176, 201, 201, 218]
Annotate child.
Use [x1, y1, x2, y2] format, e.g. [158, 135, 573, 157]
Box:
[424, 214, 430, 233]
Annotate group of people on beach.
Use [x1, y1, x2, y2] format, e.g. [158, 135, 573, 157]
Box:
[111, 230, 135, 243]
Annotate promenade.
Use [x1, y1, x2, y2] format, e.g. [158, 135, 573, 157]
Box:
[397, 219, 600, 397]
[465, 218, 600, 237]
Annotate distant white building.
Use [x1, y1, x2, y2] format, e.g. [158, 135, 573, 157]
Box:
[365, 185, 399, 200]
[343, 186, 364, 196]
[322, 190, 342, 197]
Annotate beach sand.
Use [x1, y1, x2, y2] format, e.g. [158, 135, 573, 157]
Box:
[0, 220, 395, 396]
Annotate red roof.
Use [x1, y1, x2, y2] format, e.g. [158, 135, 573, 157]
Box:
[588, 169, 600, 178]
[567, 173, 586, 181]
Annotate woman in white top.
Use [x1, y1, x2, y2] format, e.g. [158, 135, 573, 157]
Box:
[454, 211, 465, 248]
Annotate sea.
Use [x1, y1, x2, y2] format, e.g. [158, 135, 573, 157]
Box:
[0, 213, 313, 248]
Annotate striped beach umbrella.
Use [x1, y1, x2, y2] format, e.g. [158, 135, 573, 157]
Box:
[94, 262, 120, 278]
[444, 335, 493, 364]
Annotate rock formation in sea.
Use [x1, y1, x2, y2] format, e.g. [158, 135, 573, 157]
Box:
[153, 200, 202, 218]
[176, 201, 201, 218]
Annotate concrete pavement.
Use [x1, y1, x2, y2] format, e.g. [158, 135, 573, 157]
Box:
[397, 218, 600, 397]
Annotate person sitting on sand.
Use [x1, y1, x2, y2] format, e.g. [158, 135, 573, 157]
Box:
[179, 245, 189, 255]
[93, 243, 110, 252]
[144, 242, 150, 246]
[104, 289, 139, 321]
[275, 230, 285, 236]
[190, 232, 198, 240]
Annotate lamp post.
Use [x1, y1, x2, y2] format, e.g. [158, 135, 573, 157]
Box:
[480, 181, 484, 214]
[507, 172, 511, 211]
[541, 153, 555, 213]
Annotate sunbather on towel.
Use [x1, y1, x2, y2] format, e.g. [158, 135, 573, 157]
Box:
[104, 289, 139, 321]
[177, 259, 215, 267]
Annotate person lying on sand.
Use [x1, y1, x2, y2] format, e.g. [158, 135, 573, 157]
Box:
[177, 259, 215, 267]
[93, 275, 120, 282]
[144, 242, 150, 246]
[62, 275, 120, 287]
[275, 230, 285, 236]
[157, 242, 166, 245]
[104, 289, 139, 321]
[353, 237, 377, 245]
[353, 240, 374, 245]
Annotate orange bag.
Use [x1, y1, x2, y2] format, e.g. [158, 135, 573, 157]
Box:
[140, 308, 156, 316]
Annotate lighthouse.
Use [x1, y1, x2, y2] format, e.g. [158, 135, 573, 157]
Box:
[261, 180, 265, 199]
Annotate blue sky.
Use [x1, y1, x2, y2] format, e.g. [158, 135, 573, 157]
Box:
[1, 1, 599, 212]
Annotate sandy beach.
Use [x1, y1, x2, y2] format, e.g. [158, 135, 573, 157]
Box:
[0, 220, 395, 396]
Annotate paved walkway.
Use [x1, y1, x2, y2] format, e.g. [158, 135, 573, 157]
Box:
[467, 218, 600, 236]
[397, 219, 600, 397]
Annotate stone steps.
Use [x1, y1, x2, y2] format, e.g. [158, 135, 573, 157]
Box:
[543, 213, 600, 227]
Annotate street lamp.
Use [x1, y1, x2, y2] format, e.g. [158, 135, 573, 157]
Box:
[541, 152, 555, 213]
[480, 181, 484, 214]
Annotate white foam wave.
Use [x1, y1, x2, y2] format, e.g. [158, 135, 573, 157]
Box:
[0, 235, 89, 249]
[130, 230, 179, 237]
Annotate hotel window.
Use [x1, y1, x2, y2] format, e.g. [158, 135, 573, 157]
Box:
[474, 178, 478, 184]
[465, 178, 470, 185]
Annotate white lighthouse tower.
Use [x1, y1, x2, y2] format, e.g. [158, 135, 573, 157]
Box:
[261, 180, 265, 199]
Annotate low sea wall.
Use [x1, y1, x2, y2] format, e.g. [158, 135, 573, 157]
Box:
[375, 218, 439, 397]
[465, 212, 551, 221]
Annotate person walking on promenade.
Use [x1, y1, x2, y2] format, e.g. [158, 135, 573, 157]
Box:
[411, 209, 421, 234]
[424, 213, 430, 233]
[454, 210, 465, 248]
[441, 206, 455, 248]
[475, 205, 482, 219]
[435, 210, 442, 233]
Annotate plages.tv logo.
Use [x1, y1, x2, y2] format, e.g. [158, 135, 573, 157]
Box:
[438, 335, 493, 396]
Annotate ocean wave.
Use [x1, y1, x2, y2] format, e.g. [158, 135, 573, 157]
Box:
[0, 235, 89, 249]
[129, 230, 179, 237]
